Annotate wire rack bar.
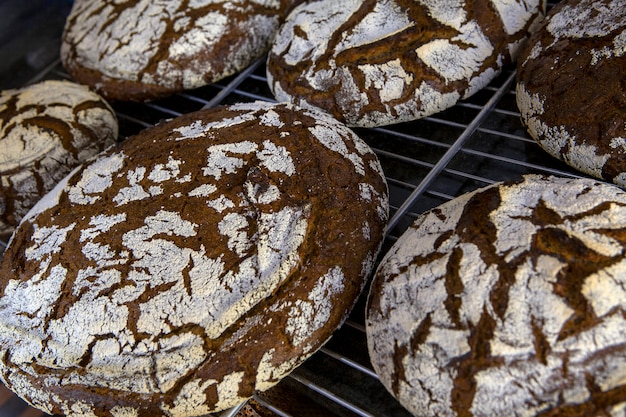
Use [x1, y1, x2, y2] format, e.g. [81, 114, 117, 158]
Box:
[288, 373, 377, 417]
[385, 70, 518, 235]
[201, 56, 267, 110]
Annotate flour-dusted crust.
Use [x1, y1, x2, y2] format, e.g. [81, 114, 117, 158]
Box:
[0, 101, 388, 417]
[516, 0, 626, 187]
[61, 0, 303, 102]
[267, 0, 545, 128]
[367, 175, 626, 417]
[0, 80, 118, 237]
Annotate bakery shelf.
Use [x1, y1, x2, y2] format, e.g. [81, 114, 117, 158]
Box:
[0, 2, 590, 417]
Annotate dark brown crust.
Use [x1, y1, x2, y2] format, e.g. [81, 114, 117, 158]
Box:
[267, 0, 545, 127]
[62, 64, 175, 103]
[61, 0, 305, 102]
[516, 0, 626, 186]
[0, 102, 388, 416]
[366, 175, 626, 416]
[0, 80, 118, 235]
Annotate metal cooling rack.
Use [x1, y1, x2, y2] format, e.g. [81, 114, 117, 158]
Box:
[0, 13, 590, 416]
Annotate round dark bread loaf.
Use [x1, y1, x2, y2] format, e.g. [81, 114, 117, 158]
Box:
[267, 0, 546, 127]
[61, 0, 303, 102]
[0, 80, 118, 237]
[366, 175, 626, 416]
[0, 101, 388, 417]
[516, 0, 626, 188]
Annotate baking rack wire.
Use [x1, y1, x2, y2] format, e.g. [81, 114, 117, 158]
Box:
[0, 47, 585, 417]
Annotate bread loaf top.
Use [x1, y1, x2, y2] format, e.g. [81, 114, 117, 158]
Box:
[61, 0, 302, 101]
[516, 0, 626, 186]
[268, 0, 545, 127]
[0, 101, 388, 416]
[0, 80, 118, 236]
[367, 175, 626, 416]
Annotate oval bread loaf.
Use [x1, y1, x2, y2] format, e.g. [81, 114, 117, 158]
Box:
[61, 0, 303, 102]
[0, 79, 118, 237]
[0, 101, 388, 417]
[367, 175, 626, 416]
[516, 0, 626, 187]
[267, 0, 546, 127]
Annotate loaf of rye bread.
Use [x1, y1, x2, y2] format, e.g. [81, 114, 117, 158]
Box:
[0, 101, 388, 417]
[267, 0, 546, 127]
[0, 80, 118, 237]
[61, 0, 304, 102]
[367, 175, 626, 416]
[516, 0, 626, 187]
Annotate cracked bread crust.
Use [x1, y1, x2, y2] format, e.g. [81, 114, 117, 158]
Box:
[267, 0, 546, 127]
[0, 80, 118, 237]
[516, 0, 626, 187]
[366, 175, 626, 417]
[0, 101, 388, 417]
[61, 0, 303, 102]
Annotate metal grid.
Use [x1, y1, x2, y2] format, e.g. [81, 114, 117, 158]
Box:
[0, 34, 589, 417]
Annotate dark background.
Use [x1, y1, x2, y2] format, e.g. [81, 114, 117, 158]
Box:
[0, 0, 73, 90]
